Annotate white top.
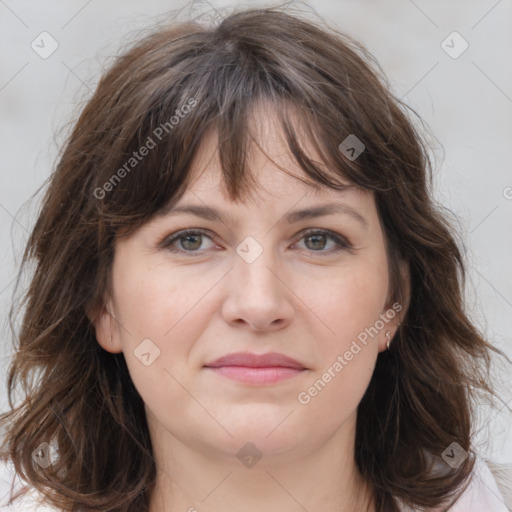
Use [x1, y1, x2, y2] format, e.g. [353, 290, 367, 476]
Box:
[0, 456, 508, 511]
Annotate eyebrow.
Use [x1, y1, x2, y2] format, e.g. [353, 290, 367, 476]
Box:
[158, 202, 368, 228]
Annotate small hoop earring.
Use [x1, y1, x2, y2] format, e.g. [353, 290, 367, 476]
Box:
[385, 330, 391, 350]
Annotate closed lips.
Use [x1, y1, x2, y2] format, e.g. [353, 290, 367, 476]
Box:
[204, 352, 306, 369]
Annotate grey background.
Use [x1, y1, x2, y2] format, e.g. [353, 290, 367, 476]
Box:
[1, 0, 511, 463]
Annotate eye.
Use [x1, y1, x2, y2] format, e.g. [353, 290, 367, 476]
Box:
[294, 229, 352, 255]
[161, 229, 217, 255]
[160, 228, 352, 256]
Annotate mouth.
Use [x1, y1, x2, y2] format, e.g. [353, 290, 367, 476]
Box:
[204, 352, 308, 385]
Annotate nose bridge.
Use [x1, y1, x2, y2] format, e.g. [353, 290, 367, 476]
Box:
[234, 234, 281, 295]
[221, 233, 294, 330]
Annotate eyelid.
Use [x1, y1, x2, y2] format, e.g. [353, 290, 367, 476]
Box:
[295, 228, 352, 249]
[159, 227, 354, 255]
[158, 228, 218, 251]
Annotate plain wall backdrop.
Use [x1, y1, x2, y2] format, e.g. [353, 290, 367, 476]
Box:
[1, 0, 511, 465]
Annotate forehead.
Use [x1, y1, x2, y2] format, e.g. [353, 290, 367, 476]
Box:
[183, 101, 353, 205]
[158, 122, 375, 234]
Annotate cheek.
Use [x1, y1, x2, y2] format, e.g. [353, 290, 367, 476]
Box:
[109, 254, 219, 400]
[296, 271, 384, 426]
[111, 251, 214, 341]
[297, 350, 376, 439]
[294, 257, 387, 415]
[310, 257, 389, 352]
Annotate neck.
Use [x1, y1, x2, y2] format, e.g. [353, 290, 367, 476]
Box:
[147, 410, 375, 512]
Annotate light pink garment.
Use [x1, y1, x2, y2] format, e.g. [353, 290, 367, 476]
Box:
[444, 458, 509, 511]
[397, 457, 510, 512]
[0, 456, 509, 511]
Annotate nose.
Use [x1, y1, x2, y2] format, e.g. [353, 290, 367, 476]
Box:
[220, 244, 295, 332]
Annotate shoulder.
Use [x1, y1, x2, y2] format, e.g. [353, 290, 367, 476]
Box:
[447, 458, 510, 512]
[395, 457, 510, 512]
[0, 457, 61, 511]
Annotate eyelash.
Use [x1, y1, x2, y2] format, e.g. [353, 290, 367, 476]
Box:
[160, 228, 353, 256]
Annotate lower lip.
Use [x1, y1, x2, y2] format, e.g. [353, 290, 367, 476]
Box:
[205, 366, 305, 384]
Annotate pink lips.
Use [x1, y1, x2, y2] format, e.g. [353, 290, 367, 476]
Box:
[204, 352, 307, 385]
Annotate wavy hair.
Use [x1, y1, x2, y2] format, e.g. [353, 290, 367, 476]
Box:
[0, 4, 503, 511]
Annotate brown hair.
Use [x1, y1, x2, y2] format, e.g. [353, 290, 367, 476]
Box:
[0, 4, 503, 511]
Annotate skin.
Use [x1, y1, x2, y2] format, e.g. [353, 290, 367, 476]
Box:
[93, 105, 409, 512]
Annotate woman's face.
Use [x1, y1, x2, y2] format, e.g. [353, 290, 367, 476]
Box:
[93, 108, 405, 465]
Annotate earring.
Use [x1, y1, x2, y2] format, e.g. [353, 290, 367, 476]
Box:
[385, 330, 391, 350]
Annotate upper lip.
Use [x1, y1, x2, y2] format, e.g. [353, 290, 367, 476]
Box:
[204, 352, 306, 370]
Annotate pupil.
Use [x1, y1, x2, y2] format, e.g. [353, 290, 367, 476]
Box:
[306, 234, 326, 250]
[179, 234, 327, 251]
[182, 234, 201, 250]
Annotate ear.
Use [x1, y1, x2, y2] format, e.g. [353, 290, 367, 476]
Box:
[396, 259, 411, 317]
[378, 259, 411, 352]
[85, 295, 123, 354]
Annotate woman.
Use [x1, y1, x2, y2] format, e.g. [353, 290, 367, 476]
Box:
[0, 5, 509, 512]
